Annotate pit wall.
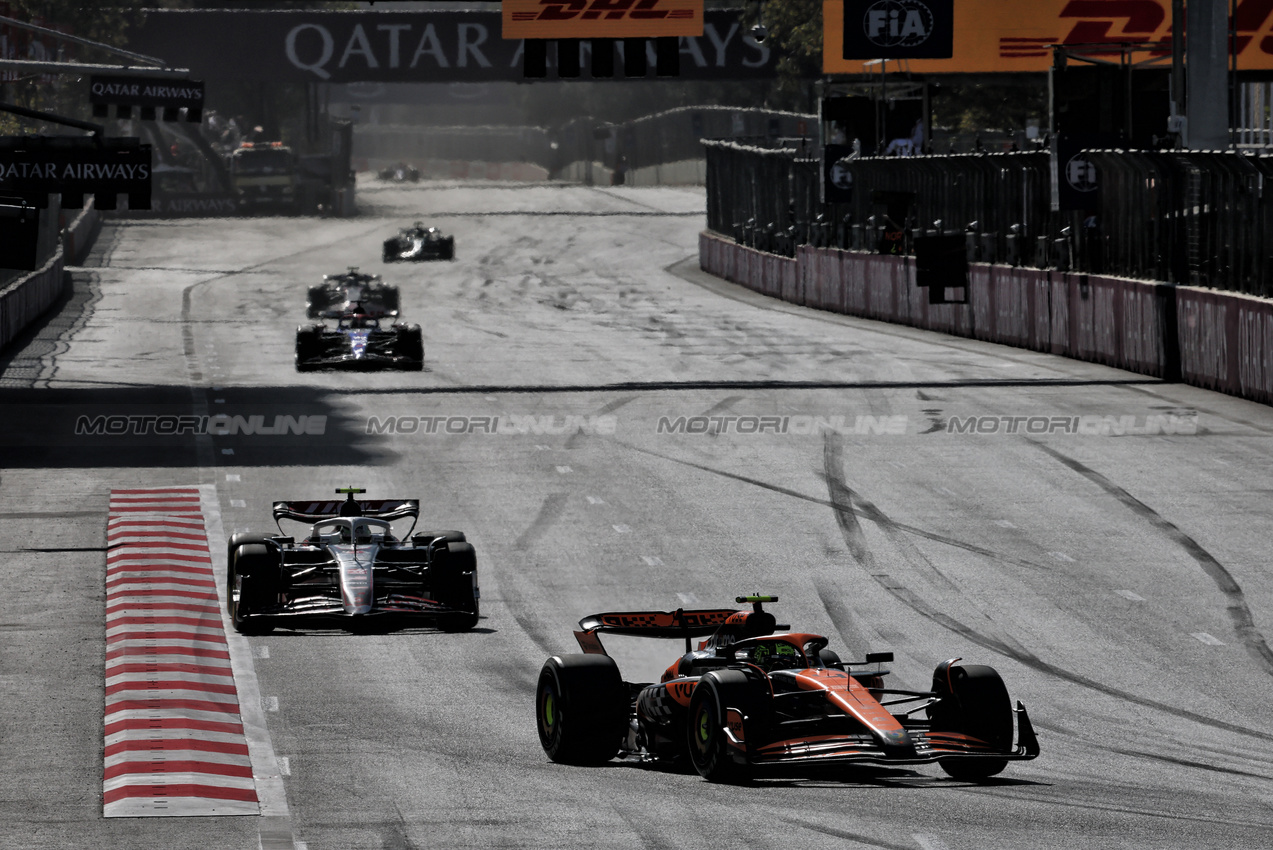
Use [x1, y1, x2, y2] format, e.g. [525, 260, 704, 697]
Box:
[699, 231, 1273, 407]
[0, 204, 100, 352]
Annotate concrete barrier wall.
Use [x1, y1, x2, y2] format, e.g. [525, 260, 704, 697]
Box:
[62, 203, 101, 266]
[1177, 288, 1273, 406]
[701, 232, 1273, 402]
[0, 249, 65, 352]
[413, 159, 550, 181]
[0, 204, 101, 352]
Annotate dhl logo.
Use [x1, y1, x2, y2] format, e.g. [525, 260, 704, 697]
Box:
[1002, 0, 1273, 59]
[825, 0, 1273, 74]
[503, 0, 703, 39]
[511, 0, 695, 23]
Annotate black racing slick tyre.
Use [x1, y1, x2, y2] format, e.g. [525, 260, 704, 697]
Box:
[381, 287, 401, 314]
[433, 541, 479, 631]
[413, 530, 466, 546]
[305, 286, 328, 319]
[928, 663, 1013, 780]
[536, 654, 627, 765]
[228, 543, 281, 635]
[397, 325, 424, 371]
[295, 326, 323, 372]
[441, 238, 455, 260]
[226, 533, 274, 576]
[382, 239, 399, 263]
[687, 670, 764, 784]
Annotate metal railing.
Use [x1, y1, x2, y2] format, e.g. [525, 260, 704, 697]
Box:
[705, 140, 1273, 297]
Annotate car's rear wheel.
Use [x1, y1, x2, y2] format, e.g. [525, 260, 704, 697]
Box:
[305, 286, 327, 319]
[687, 670, 764, 783]
[536, 654, 626, 765]
[228, 543, 281, 635]
[928, 662, 1013, 780]
[442, 237, 455, 260]
[433, 541, 478, 631]
[413, 530, 466, 546]
[382, 239, 399, 263]
[381, 286, 401, 314]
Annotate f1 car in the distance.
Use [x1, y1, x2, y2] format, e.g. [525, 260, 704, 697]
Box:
[383, 221, 455, 262]
[536, 595, 1039, 783]
[295, 313, 423, 371]
[306, 267, 399, 320]
[226, 487, 479, 634]
[377, 162, 420, 182]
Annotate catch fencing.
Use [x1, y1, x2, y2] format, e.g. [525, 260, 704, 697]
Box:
[705, 141, 1273, 299]
[355, 107, 813, 183]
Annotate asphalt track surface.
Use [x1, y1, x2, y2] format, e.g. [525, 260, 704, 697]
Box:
[2, 177, 1272, 850]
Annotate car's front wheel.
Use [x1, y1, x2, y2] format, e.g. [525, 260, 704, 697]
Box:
[227, 543, 281, 635]
[432, 541, 478, 631]
[928, 662, 1013, 780]
[396, 325, 424, 371]
[687, 670, 761, 783]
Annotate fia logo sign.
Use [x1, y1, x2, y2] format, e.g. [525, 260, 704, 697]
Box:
[842, 0, 952, 60]
[864, 0, 935, 50]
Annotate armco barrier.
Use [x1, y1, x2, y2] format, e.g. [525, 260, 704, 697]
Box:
[700, 231, 1212, 389]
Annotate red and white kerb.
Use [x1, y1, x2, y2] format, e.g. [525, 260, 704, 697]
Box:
[104, 487, 259, 817]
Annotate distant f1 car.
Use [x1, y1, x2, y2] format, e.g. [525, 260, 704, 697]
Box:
[226, 488, 479, 634]
[383, 221, 454, 262]
[295, 313, 423, 371]
[536, 595, 1039, 783]
[377, 162, 420, 182]
[306, 268, 399, 320]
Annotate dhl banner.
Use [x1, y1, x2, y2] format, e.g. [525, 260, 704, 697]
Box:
[825, 0, 1273, 74]
[503, 0, 704, 39]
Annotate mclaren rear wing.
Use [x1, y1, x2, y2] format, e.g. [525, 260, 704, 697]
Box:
[574, 608, 741, 655]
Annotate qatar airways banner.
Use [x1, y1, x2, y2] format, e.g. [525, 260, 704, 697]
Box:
[0, 137, 152, 209]
[126, 9, 774, 83]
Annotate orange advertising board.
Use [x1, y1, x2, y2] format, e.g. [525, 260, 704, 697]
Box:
[503, 0, 704, 39]
[825, 0, 1273, 74]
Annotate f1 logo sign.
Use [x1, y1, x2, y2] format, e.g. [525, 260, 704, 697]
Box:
[843, 0, 953, 59]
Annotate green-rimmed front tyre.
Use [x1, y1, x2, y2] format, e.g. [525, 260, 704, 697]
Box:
[686, 670, 760, 784]
[536, 655, 626, 765]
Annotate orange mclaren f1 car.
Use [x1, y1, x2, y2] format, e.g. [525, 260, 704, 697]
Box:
[536, 596, 1039, 782]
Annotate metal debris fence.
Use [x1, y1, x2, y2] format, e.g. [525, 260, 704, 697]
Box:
[704, 141, 1273, 298]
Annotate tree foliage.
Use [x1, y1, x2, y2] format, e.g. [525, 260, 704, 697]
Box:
[742, 0, 822, 111]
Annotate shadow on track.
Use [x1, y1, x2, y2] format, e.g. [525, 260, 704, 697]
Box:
[0, 385, 395, 468]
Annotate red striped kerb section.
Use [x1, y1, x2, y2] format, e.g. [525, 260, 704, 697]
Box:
[104, 487, 260, 817]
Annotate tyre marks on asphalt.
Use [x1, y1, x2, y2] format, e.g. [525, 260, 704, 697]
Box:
[104, 487, 260, 817]
[819, 439, 1273, 746]
[1033, 442, 1273, 678]
[503, 492, 570, 659]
